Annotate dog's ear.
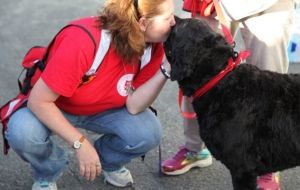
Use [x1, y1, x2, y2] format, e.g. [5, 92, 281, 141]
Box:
[169, 19, 200, 81]
[170, 45, 196, 81]
[170, 61, 186, 81]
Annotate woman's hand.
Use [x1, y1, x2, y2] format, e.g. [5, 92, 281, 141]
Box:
[76, 139, 101, 181]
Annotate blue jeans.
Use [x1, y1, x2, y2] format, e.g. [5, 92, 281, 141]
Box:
[5, 107, 161, 182]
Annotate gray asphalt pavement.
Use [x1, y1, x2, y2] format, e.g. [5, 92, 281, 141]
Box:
[1, 0, 300, 190]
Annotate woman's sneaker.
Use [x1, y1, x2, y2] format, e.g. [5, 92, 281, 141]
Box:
[32, 180, 57, 190]
[256, 172, 280, 190]
[161, 146, 212, 175]
[103, 167, 133, 187]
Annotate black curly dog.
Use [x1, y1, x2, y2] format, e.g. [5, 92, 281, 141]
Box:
[164, 17, 300, 190]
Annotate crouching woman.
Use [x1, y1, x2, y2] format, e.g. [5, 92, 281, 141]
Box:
[5, 0, 175, 189]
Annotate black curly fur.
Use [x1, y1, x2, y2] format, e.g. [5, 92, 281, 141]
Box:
[164, 17, 300, 190]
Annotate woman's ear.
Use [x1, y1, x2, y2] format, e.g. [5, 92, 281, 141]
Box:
[138, 17, 148, 32]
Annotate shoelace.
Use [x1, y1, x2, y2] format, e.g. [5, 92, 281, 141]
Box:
[172, 147, 199, 161]
[185, 151, 197, 160]
[119, 168, 126, 173]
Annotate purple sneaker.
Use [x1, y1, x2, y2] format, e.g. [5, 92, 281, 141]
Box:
[161, 146, 212, 175]
[257, 172, 280, 190]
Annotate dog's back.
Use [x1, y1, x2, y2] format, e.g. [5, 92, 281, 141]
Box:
[194, 63, 300, 174]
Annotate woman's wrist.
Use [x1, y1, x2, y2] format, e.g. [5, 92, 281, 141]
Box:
[160, 64, 171, 79]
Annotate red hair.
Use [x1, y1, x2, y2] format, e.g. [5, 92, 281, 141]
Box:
[98, 0, 165, 63]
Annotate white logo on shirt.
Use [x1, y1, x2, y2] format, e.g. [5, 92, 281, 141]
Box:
[117, 74, 134, 97]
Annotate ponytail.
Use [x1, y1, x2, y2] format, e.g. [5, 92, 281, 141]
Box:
[98, 0, 144, 62]
[98, 0, 166, 63]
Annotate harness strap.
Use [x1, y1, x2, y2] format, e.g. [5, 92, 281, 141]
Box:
[192, 50, 250, 99]
[179, 0, 241, 119]
[86, 30, 111, 76]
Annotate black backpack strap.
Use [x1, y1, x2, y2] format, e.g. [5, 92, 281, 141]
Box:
[21, 24, 97, 95]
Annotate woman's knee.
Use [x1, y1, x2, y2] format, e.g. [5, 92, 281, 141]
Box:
[99, 108, 162, 154]
[143, 109, 162, 141]
[128, 112, 162, 152]
[141, 130, 161, 152]
[6, 108, 51, 151]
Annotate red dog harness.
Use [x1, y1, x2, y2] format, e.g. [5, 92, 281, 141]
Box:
[178, 49, 249, 119]
[178, 4, 250, 119]
[192, 50, 250, 99]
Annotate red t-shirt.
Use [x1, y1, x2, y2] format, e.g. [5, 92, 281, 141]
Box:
[41, 17, 164, 115]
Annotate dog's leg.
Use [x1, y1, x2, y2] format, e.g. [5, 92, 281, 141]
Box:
[230, 171, 257, 190]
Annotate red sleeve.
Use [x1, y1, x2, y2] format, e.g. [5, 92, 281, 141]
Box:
[182, 0, 194, 12]
[132, 43, 164, 88]
[41, 27, 95, 97]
